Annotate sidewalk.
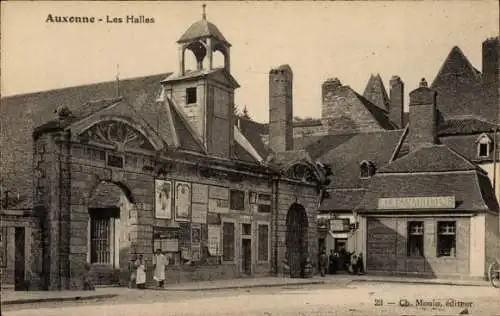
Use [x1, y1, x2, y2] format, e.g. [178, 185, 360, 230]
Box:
[1, 274, 491, 306]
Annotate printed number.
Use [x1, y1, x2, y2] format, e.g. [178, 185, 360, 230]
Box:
[374, 299, 383, 306]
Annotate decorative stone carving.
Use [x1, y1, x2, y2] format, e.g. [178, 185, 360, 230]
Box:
[80, 121, 154, 152]
[284, 164, 315, 182]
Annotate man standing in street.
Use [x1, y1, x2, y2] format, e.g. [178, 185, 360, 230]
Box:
[319, 249, 328, 277]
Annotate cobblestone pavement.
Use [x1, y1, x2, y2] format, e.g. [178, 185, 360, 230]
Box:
[3, 282, 500, 316]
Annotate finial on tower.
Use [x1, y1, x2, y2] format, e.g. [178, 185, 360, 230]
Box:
[202, 4, 207, 20]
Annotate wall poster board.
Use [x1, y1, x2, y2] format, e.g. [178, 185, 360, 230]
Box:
[191, 223, 202, 261]
[175, 181, 191, 221]
[208, 224, 221, 256]
[155, 179, 172, 219]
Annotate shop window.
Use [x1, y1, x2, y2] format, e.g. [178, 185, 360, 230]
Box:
[407, 221, 424, 257]
[258, 224, 269, 262]
[90, 216, 111, 264]
[230, 190, 245, 211]
[476, 134, 492, 158]
[222, 222, 235, 261]
[360, 160, 376, 178]
[437, 221, 456, 257]
[0, 227, 7, 267]
[186, 87, 197, 104]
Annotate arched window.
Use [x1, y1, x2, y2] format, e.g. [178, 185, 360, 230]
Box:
[360, 160, 376, 178]
[476, 134, 492, 158]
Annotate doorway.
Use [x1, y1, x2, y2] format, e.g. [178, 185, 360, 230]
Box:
[241, 238, 252, 275]
[14, 227, 26, 291]
[286, 203, 308, 278]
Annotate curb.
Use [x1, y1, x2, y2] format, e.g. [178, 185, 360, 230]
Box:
[148, 280, 327, 291]
[347, 279, 490, 287]
[2, 294, 118, 306]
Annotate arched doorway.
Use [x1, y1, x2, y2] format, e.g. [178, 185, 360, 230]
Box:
[286, 203, 308, 278]
[87, 181, 134, 286]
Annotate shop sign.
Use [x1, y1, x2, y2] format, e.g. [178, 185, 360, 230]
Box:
[377, 196, 455, 210]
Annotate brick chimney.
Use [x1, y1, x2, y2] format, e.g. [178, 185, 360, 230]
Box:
[482, 37, 499, 124]
[269, 65, 293, 153]
[321, 78, 342, 119]
[409, 78, 438, 152]
[389, 76, 404, 128]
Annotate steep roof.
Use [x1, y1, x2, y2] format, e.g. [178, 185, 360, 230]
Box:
[431, 46, 482, 88]
[178, 17, 230, 45]
[357, 171, 498, 213]
[319, 188, 366, 212]
[438, 116, 498, 136]
[363, 74, 390, 111]
[379, 144, 483, 174]
[236, 116, 269, 158]
[312, 130, 403, 189]
[355, 91, 396, 130]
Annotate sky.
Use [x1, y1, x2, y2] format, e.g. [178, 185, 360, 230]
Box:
[1, 1, 499, 123]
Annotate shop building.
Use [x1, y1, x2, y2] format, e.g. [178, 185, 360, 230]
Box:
[354, 79, 500, 278]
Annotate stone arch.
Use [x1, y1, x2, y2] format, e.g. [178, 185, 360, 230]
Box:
[286, 203, 309, 278]
[88, 180, 135, 207]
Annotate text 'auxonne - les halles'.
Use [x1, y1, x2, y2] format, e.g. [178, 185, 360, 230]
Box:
[45, 14, 155, 24]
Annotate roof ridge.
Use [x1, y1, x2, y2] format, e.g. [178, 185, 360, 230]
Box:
[445, 145, 487, 174]
[1, 73, 170, 100]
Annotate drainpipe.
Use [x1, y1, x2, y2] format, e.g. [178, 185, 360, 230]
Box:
[272, 174, 280, 276]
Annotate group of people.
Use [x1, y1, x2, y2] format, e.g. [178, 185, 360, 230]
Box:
[319, 248, 365, 276]
[129, 249, 169, 289]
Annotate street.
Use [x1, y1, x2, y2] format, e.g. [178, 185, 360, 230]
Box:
[3, 282, 500, 316]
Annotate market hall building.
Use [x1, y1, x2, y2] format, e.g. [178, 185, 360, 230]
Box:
[0, 10, 329, 290]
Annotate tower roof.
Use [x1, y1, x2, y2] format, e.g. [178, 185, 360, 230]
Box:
[177, 4, 230, 46]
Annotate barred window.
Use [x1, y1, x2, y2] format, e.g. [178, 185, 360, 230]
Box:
[407, 221, 424, 257]
[90, 215, 111, 264]
[222, 222, 235, 261]
[258, 224, 269, 262]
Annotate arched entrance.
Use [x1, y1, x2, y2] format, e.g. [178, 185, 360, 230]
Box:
[286, 203, 309, 278]
[87, 181, 134, 286]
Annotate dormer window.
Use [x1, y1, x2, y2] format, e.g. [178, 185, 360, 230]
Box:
[186, 87, 197, 104]
[360, 160, 376, 178]
[476, 134, 492, 158]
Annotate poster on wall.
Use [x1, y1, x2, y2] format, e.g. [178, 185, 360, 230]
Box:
[191, 203, 208, 224]
[191, 224, 202, 244]
[175, 181, 191, 221]
[155, 179, 172, 219]
[208, 225, 221, 256]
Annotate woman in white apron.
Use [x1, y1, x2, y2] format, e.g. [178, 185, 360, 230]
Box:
[135, 255, 146, 289]
[153, 249, 167, 287]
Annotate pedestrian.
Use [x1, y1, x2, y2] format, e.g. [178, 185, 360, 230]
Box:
[135, 254, 147, 289]
[153, 249, 167, 288]
[329, 249, 338, 274]
[319, 249, 328, 277]
[129, 257, 138, 288]
[356, 252, 365, 275]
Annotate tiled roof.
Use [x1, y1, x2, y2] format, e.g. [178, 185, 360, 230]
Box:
[379, 144, 483, 174]
[357, 171, 498, 213]
[431, 46, 482, 88]
[178, 18, 229, 45]
[162, 68, 240, 88]
[438, 116, 498, 136]
[319, 189, 366, 211]
[236, 116, 269, 158]
[311, 130, 403, 189]
[363, 74, 390, 111]
[355, 92, 396, 130]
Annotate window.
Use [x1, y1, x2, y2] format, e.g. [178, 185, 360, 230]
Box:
[242, 223, 251, 236]
[222, 222, 235, 261]
[476, 134, 492, 158]
[230, 190, 245, 210]
[360, 161, 376, 178]
[186, 87, 197, 104]
[437, 221, 456, 257]
[90, 215, 111, 264]
[407, 221, 424, 257]
[258, 224, 269, 262]
[107, 154, 124, 168]
[0, 227, 7, 267]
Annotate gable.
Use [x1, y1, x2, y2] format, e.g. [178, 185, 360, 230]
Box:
[363, 74, 390, 111]
[321, 86, 394, 134]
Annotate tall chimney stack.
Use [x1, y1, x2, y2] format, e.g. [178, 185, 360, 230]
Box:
[269, 65, 293, 153]
[389, 76, 404, 128]
[482, 37, 499, 124]
[409, 78, 438, 152]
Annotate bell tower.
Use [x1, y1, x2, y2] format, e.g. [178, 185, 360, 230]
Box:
[161, 4, 239, 159]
